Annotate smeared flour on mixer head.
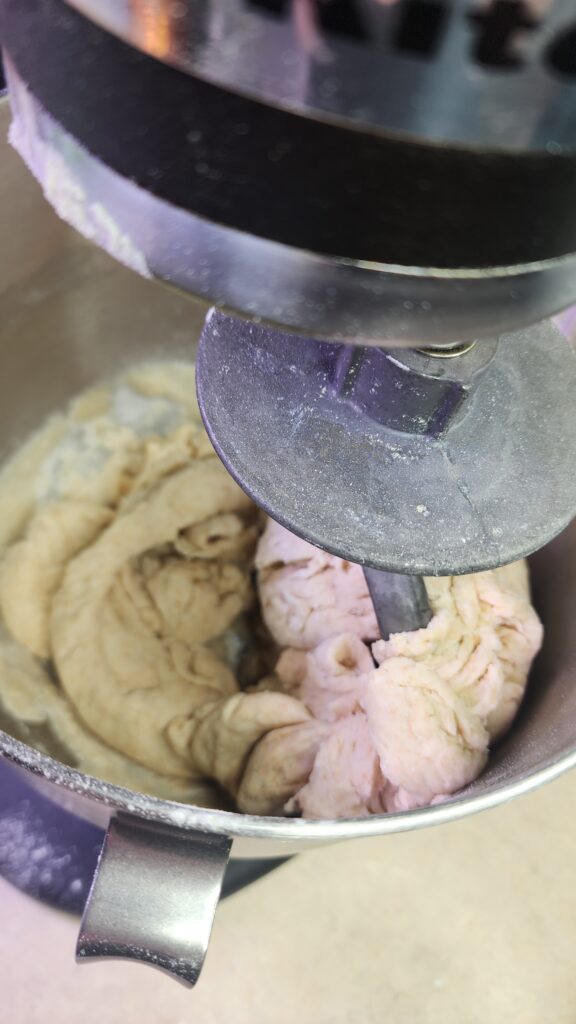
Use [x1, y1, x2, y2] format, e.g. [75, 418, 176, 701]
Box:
[0, 362, 543, 817]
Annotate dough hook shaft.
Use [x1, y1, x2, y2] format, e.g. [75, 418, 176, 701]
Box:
[363, 568, 432, 640]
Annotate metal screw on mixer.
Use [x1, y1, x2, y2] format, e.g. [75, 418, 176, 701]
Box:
[416, 341, 478, 359]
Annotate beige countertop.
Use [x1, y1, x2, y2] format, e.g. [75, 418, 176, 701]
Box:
[2, 771, 576, 1024]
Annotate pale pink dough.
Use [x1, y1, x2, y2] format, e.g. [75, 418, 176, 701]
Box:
[362, 659, 490, 812]
[276, 634, 374, 723]
[256, 524, 543, 818]
[256, 521, 379, 648]
[290, 714, 385, 819]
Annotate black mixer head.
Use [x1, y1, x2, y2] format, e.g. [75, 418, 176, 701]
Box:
[3, 0, 576, 348]
[197, 311, 576, 577]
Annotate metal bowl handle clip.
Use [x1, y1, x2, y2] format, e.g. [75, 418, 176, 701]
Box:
[77, 814, 232, 986]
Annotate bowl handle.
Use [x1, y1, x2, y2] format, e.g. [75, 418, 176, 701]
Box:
[76, 812, 232, 986]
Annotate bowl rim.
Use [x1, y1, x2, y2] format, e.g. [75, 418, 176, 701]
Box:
[1, 729, 575, 842]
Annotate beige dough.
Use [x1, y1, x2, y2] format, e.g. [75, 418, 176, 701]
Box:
[0, 626, 219, 805]
[50, 459, 258, 776]
[237, 718, 329, 815]
[0, 363, 310, 799]
[182, 690, 316, 805]
[35, 418, 144, 507]
[0, 500, 112, 658]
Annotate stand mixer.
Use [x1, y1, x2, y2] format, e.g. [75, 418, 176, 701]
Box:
[2, 0, 576, 624]
[1, 0, 576, 987]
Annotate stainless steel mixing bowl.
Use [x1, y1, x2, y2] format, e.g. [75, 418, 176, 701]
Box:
[1, 97, 576, 986]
